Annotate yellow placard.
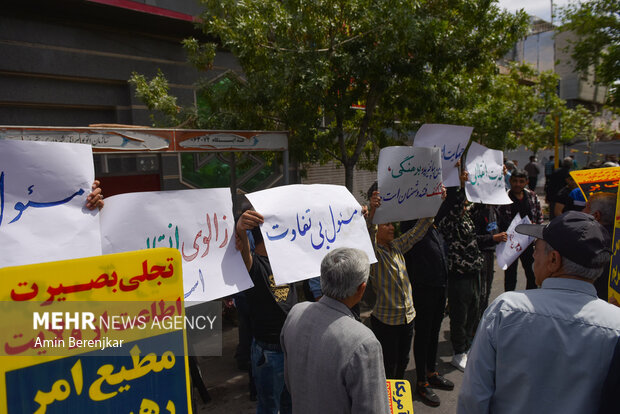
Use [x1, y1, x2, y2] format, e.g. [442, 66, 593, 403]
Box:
[0, 248, 192, 413]
[386, 379, 414, 414]
[570, 167, 620, 200]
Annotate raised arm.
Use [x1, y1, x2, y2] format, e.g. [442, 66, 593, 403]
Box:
[235, 210, 264, 271]
[393, 217, 433, 253]
[366, 191, 381, 248]
[393, 183, 446, 252]
[367, 190, 381, 224]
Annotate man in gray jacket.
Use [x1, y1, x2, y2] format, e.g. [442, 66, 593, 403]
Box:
[281, 247, 389, 413]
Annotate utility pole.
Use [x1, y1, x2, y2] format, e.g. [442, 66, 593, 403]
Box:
[550, 0, 554, 24]
[554, 114, 560, 168]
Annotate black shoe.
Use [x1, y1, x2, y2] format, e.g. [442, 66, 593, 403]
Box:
[415, 382, 440, 407]
[427, 372, 455, 390]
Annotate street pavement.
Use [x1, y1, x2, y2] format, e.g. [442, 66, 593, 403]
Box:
[194, 259, 530, 414]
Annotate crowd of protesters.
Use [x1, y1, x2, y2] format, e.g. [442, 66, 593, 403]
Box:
[221, 154, 620, 413]
[82, 156, 620, 413]
[38, 158, 620, 413]
[8, 143, 620, 413]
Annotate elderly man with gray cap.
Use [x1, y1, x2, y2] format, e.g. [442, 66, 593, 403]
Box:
[458, 211, 620, 413]
[281, 247, 389, 414]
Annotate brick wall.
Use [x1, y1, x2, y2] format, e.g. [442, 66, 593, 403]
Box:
[301, 161, 377, 205]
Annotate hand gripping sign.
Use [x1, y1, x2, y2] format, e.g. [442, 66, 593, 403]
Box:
[496, 214, 535, 270]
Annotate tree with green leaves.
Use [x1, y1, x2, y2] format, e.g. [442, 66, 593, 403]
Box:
[131, 2, 604, 184]
[168, 0, 529, 189]
[129, 69, 182, 126]
[558, 0, 619, 106]
[140, 1, 613, 188]
[441, 62, 598, 153]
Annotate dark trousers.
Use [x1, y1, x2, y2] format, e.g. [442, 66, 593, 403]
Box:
[234, 293, 252, 368]
[479, 250, 496, 319]
[189, 355, 211, 403]
[504, 244, 537, 291]
[233, 293, 257, 398]
[448, 272, 479, 355]
[412, 285, 446, 383]
[528, 176, 538, 191]
[371, 315, 414, 379]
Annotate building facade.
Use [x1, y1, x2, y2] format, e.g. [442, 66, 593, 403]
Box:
[502, 16, 608, 110]
[1, 0, 297, 199]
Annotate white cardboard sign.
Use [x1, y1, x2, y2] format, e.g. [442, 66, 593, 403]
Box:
[373, 146, 443, 224]
[0, 140, 253, 304]
[246, 184, 377, 285]
[413, 124, 472, 187]
[496, 214, 535, 270]
[0, 140, 101, 267]
[464, 142, 512, 205]
[99, 188, 253, 304]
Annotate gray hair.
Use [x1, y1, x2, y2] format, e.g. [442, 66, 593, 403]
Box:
[544, 243, 608, 281]
[320, 248, 370, 300]
[589, 192, 617, 227]
[562, 157, 573, 168]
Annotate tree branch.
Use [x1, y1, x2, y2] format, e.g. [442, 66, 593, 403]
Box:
[175, 115, 197, 129]
[351, 83, 381, 165]
[259, 26, 382, 53]
[324, 148, 343, 163]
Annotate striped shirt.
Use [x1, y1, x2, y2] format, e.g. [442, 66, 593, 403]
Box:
[369, 218, 433, 325]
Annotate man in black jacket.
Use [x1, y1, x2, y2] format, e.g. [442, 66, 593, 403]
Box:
[471, 204, 507, 317]
[402, 219, 454, 407]
[236, 209, 297, 414]
[498, 170, 543, 291]
[545, 157, 573, 219]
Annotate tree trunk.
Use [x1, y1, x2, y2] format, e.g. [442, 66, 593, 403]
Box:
[345, 161, 355, 192]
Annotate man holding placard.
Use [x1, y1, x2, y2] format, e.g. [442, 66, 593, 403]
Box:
[437, 178, 483, 372]
[497, 170, 543, 291]
[471, 204, 507, 317]
[236, 208, 296, 414]
[367, 190, 433, 380]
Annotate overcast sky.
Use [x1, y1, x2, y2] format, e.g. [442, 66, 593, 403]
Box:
[497, 0, 575, 23]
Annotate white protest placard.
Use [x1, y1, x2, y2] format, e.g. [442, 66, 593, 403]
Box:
[464, 142, 512, 205]
[496, 214, 535, 270]
[0, 140, 101, 267]
[99, 188, 253, 304]
[413, 124, 472, 187]
[373, 146, 443, 224]
[246, 184, 377, 285]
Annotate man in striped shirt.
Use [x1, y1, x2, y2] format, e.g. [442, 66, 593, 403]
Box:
[367, 189, 433, 379]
